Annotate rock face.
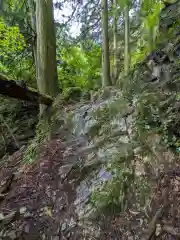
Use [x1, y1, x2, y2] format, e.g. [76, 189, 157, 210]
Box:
[159, 0, 180, 34]
[0, 89, 138, 239]
[0, 84, 180, 238]
[144, 0, 180, 87]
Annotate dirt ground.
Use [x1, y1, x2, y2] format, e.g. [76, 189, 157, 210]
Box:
[0, 137, 83, 240]
[0, 136, 180, 239]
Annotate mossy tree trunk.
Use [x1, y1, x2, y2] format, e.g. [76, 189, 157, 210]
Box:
[101, 0, 112, 86]
[36, 0, 59, 114]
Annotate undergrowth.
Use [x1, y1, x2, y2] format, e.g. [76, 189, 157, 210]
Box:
[23, 118, 51, 165]
[22, 95, 73, 165]
[90, 40, 180, 215]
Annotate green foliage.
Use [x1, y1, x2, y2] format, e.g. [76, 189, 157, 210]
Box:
[117, 0, 131, 8]
[135, 91, 161, 133]
[91, 165, 132, 213]
[131, 44, 149, 66]
[57, 46, 87, 89]
[131, 1, 163, 66]
[91, 145, 136, 212]
[0, 62, 8, 75]
[0, 18, 25, 58]
[0, 17, 35, 84]
[135, 176, 151, 206]
[63, 87, 82, 101]
[57, 43, 101, 93]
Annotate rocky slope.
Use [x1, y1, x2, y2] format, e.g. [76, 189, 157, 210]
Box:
[0, 85, 179, 239]
[0, 1, 180, 239]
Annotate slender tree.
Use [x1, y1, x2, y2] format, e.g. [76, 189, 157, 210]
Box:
[36, 0, 59, 113]
[124, 2, 130, 76]
[112, 0, 118, 84]
[101, 0, 112, 86]
[28, 0, 37, 74]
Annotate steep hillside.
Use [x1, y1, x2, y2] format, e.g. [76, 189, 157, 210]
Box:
[0, 1, 180, 240]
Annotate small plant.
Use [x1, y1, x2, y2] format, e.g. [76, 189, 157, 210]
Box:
[23, 119, 50, 165]
[91, 165, 133, 213]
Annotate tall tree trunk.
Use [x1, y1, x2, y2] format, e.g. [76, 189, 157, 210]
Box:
[36, 0, 59, 114]
[124, 4, 130, 76]
[101, 0, 112, 86]
[112, 0, 118, 84]
[28, 0, 37, 75]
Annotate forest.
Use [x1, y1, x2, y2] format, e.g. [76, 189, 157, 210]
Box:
[0, 0, 180, 239]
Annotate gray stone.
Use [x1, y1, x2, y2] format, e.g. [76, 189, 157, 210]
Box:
[7, 231, 17, 239]
[58, 165, 72, 179]
[66, 232, 71, 239]
[24, 212, 33, 218]
[0, 213, 4, 220]
[69, 217, 76, 228]
[24, 224, 30, 233]
[20, 206, 27, 214]
[51, 236, 59, 240]
[61, 222, 67, 231]
[42, 233, 46, 240]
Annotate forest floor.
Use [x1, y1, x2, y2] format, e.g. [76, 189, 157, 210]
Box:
[0, 134, 180, 239]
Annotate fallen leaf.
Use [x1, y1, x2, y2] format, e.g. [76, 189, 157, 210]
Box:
[0, 193, 7, 201]
[61, 222, 67, 231]
[0, 210, 19, 225]
[0, 213, 4, 220]
[6, 230, 17, 239]
[24, 224, 30, 233]
[155, 224, 162, 236]
[44, 207, 52, 217]
[176, 176, 180, 182]
[129, 209, 140, 215]
[20, 206, 27, 214]
[0, 174, 15, 194]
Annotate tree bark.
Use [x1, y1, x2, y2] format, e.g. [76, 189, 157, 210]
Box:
[0, 77, 53, 106]
[28, 0, 37, 74]
[101, 0, 112, 86]
[124, 4, 130, 76]
[36, 0, 59, 114]
[112, 0, 118, 84]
